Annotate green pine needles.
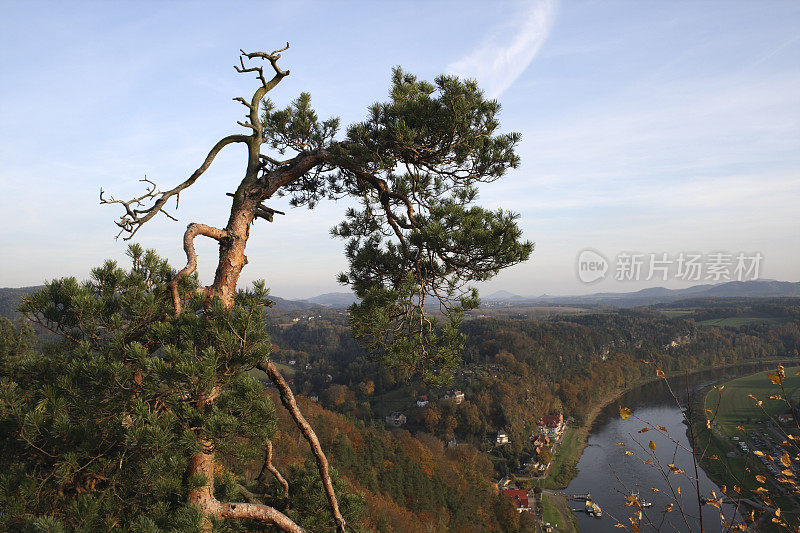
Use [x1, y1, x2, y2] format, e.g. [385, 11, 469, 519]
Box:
[0, 246, 335, 531]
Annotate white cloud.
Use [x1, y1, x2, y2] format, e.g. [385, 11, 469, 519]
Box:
[447, 0, 558, 98]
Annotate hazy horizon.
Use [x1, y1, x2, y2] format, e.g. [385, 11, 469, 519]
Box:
[2, 1, 799, 299]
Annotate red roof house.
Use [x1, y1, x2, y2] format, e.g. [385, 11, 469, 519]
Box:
[502, 488, 530, 512]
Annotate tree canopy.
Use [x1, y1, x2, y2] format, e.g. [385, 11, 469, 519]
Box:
[101, 45, 532, 382]
[62, 44, 533, 530]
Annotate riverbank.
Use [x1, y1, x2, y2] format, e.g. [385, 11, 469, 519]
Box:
[688, 367, 800, 531]
[541, 491, 579, 533]
[545, 359, 794, 491]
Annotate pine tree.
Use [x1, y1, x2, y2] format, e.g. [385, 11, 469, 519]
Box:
[8, 43, 532, 531]
[0, 246, 362, 531]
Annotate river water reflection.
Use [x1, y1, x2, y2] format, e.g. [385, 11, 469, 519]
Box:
[564, 364, 773, 532]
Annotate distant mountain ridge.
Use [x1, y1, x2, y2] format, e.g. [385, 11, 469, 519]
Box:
[483, 290, 526, 301]
[484, 280, 800, 307]
[2, 280, 798, 320]
[0, 286, 353, 320]
[300, 292, 359, 308]
[0, 286, 42, 320]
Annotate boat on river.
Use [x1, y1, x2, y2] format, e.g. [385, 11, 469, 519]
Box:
[585, 500, 603, 517]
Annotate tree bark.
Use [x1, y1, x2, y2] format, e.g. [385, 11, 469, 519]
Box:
[114, 47, 345, 532]
[187, 438, 305, 533]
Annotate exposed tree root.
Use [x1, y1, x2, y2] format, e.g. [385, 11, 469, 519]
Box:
[187, 438, 305, 533]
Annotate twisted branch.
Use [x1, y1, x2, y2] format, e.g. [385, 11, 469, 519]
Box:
[168, 223, 227, 314]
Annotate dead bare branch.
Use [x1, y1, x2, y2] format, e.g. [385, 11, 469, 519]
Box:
[258, 440, 289, 498]
[101, 135, 247, 240]
[258, 360, 346, 533]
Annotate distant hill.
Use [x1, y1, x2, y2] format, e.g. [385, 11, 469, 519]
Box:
[701, 280, 800, 297]
[267, 295, 320, 311]
[482, 280, 800, 308]
[301, 292, 358, 308]
[0, 286, 325, 319]
[7, 280, 797, 318]
[0, 286, 40, 320]
[483, 290, 525, 301]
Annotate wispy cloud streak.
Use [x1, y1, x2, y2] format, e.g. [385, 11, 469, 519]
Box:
[447, 0, 557, 98]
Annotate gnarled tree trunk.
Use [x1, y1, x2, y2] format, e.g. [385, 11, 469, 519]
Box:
[103, 45, 345, 533]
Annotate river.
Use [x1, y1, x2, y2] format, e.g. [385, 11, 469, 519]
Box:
[563, 364, 773, 532]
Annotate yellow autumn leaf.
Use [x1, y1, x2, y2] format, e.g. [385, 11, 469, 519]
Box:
[756, 475, 766, 483]
[782, 452, 791, 467]
[620, 407, 632, 419]
[768, 373, 783, 385]
[638, 427, 650, 433]
[649, 440, 656, 450]
[656, 369, 665, 378]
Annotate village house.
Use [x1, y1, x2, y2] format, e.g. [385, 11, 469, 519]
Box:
[501, 488, 531, 513]
[385, 412, 407, 427]
[496, 430, 509, 445]
[537, 412, 565, 438]
[444, 390, 465, 404]
[532, 434, 551, 454]
[416, 395, 429, 407]
[779, 412, 795, 425]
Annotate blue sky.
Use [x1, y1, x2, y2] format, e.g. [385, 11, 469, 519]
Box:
[1, 1, 798, 298]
